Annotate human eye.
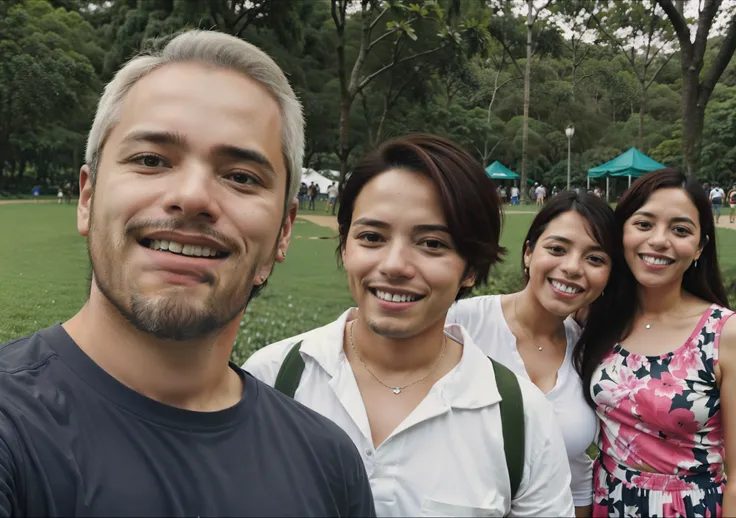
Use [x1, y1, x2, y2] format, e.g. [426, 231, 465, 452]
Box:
[357, 232, 384, 244]
[587, 254, 609, 266]
[672, 225, 693, 236]
[420, 239, 449, 250]
[545, 245, 565, 255]
[225, 171, 263, 187]
[131, 154, 169, 168]
[633, 220, 652, 230]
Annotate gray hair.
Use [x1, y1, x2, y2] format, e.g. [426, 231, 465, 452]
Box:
[85, 30, 304, 202]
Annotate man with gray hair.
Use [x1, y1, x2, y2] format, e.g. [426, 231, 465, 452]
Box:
[0, 30, 374, 516]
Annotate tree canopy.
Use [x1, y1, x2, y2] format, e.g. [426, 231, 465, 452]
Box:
[1, 0, 736, 195]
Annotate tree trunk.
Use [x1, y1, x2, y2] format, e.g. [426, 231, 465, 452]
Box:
[520, 0, 533, 203]
[338, 97, 352, 185]
[681, 66, 703, 176]
[638, 82, 647, 151]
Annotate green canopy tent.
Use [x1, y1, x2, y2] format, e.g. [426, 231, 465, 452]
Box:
[586, 147, 666, 199]
[485, 161, 520, 180]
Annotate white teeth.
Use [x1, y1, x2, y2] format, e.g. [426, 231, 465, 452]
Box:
[642, 255, 671, 266]
[375, 290, 418, 302]
[551, 280, 581, 294]
[146, 240, 222, 257]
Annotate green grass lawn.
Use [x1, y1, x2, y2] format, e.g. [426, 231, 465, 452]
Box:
[1, 203, 735, 363]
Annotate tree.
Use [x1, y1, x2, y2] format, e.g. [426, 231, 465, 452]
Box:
[656, 0, 736, 175]
[590, 0, 675, 151]
[0, 0, 102, 186]
[331, 0, 458, 184]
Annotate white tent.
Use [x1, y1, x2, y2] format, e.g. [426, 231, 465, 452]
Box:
[301, 168, 335, 192]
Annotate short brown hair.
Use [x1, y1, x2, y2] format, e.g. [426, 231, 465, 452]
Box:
[336, 133, 505, 299]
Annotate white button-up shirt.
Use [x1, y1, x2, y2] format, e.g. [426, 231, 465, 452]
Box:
[244, 310, 574, 517]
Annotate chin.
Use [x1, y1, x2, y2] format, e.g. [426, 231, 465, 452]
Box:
[366, 319, 416, 340]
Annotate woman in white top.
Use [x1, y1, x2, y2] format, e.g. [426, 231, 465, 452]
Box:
[448, 191, 621, 517]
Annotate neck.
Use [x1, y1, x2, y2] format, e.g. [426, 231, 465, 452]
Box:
[637, 281, 685, 317]
[348, 313, 447, 374]
[513, 288, 566, 338]
[63, 287, 242, 412]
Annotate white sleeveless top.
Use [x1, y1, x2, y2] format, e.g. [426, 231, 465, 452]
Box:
[447, 295, 597, 507]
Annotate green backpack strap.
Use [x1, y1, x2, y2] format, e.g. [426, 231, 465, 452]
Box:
[274, 341, 305, 398]
[489, 357, 525, 500]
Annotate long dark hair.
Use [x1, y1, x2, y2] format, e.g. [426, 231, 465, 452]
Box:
[336, 133, 505, 299]
[575, 168, 729, 407]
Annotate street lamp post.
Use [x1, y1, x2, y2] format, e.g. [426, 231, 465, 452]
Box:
[565, 125, 575, 191]
[565, 124, 575, 191]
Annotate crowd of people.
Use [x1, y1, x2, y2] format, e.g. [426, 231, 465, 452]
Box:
[0, 29, 732, 517]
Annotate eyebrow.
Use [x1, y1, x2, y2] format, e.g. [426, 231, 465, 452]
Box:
[352, 218, 451, 234]
[632, 211, 696, 226]
[544, 235, 605, 252]
[119, 130, 276, 175]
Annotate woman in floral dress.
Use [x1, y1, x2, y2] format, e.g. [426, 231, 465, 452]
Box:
[574, 168, 736, 517]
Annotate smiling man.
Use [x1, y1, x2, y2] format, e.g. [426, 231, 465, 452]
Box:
[244, 134, 575, 517]
[0, 30, 373, 517]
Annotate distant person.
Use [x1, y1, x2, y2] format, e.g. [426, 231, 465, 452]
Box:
[307, 182, 316, 210]
[535, 184, 546, 206]
[530, 182, 538, 203]
[57, 188, 63, 204]
[32, 186, 40, 202]
[298, 181, 308, 209]
[710, 183, 725, 223]
[511, 184, 519, 205]
[326, 181, 339, 215]
[552, 185, 559, 196]
[0, 30, 374, 516]
[728, 183, 736, 224]
[245, 134, 575, 517]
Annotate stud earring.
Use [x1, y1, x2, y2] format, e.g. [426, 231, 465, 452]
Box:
[524, 266, 529, 276]
[281, 251, 287, 259]
[694, 259, 698, 268]
[259, 276, 266, 283]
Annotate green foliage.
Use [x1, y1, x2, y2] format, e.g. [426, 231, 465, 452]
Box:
[3, 0, 736, 190]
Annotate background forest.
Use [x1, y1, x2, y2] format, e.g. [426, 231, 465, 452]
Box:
[2, 0, 736, 201]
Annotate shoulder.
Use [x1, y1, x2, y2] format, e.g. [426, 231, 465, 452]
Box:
[242, 319, 340, 386]
[448, 295, 501, 324]
[563, 317, 582, 347]
[715, 306, 736, 368]
[0, 327, 58, 374]
[248, 374, 364, 465]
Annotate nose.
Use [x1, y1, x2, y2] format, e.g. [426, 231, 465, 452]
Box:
[647, 227, 669, 249]
[378, 241, 415, 279]
[162, 162, 221, 222]
[560, 253, 584, 278]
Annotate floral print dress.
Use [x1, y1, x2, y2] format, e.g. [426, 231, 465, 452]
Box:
[591, 304, 733, 517]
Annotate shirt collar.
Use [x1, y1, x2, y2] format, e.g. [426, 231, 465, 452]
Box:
[300, 311, 502, 410]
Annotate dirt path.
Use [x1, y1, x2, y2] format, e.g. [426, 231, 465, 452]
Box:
[298, 214, 339, 231]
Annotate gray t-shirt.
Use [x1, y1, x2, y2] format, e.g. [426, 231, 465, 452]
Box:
[0, 325, 375, 517]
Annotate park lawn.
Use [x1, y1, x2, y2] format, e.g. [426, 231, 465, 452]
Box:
[1, 203, 736, 362]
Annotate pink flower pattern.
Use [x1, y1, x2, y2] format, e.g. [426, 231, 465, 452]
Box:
[591, 305, 733, 517]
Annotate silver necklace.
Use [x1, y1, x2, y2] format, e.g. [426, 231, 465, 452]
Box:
[348, 321, 447, 395]
[513, 295, 557, 351]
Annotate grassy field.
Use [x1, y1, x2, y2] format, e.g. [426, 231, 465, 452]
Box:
[1, 202, 735, 363]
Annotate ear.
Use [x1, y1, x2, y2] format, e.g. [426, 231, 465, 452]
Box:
[522, 239, 532, 268]
[253, 200, 297, 285]
[461, 271, 476, 289]
[77, 165, 93, 237]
